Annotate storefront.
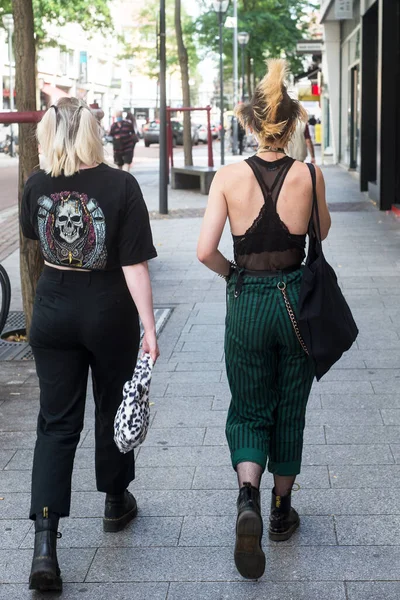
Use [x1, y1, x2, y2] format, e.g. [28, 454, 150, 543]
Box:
[321, 0, 400, 209]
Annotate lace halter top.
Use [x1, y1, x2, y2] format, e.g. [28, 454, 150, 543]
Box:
[232, 155, 306, 271]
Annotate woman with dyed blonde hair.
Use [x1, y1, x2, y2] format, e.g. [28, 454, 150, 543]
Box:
[198, 60, 331, 579]
[21, 97, 159, 591]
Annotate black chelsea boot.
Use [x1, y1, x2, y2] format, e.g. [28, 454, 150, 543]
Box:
[29, 508, 62, 591]
[103, 489, 138, 532]
[269, 487, 300, 541]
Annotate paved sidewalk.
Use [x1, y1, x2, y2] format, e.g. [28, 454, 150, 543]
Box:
[1, 166, 400, 599]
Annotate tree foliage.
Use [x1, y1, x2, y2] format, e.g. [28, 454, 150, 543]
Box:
[193, 0, 318, 88]
[1, 0, 113, 47]
[121, 0, 200, 82]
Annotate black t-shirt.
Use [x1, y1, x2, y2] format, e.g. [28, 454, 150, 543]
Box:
[20, 163, 157, 270]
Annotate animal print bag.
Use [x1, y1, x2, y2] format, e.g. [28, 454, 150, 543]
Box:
[114, 353, 154, 454]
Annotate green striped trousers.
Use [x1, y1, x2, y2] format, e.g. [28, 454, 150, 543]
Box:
[225, 269, 315, 476]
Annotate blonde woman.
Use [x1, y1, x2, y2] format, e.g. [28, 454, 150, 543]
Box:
[197, 60, 331, 579]
[20, 98, 159, 591]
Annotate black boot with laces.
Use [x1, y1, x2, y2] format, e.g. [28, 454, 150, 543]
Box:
[103, 490, 138, 532]
[29, 508, 62, 591]
[269, 488, 300, 541]
[234, 482, 266, 579]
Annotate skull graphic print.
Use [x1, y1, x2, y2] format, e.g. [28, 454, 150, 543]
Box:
[37, 192, 107, 269]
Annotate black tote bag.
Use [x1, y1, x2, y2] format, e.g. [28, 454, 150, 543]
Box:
[297, 164, 359, 381]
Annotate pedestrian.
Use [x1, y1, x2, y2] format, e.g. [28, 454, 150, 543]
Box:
[286, 119, 316, 164]
[197, 59, 331, 580]
[20, 97, 159, 592]
[109, 110, 136, 171]
[308, 114, 317, 142]
[125, 111, 140, 168]
[238, 121, 245, 155]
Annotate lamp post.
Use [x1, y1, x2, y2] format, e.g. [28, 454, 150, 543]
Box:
[213, 0, 229, 166]
[2, 14, 14, 157]
[159, 0, 168, 214]
[238, 31, 249, 103]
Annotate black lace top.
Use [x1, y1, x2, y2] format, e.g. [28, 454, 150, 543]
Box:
[232, 155, 306, 270]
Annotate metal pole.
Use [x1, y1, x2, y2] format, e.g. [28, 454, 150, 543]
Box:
[232, 0, 238, 155]
[219, 13, 225, 166]
[8, 26, 14, 158]
[241, 44, 245, 102]
[159, 0, 168, 214]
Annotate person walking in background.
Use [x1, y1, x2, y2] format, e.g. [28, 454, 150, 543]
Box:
[109, 110, 136, 171]
[308, 114, 317, 143]
[197, 59, 330, 580]
[20, 97, 159, 592]
[125, 111, 140, 168]
[286, 120, 316, 164]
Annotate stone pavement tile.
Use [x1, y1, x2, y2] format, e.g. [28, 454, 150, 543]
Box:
[295, 488, 400, 516]
[170, 351, 224, 363]
[0, 470, 31, 492]
[306, 409, 382, 427]
[82, 427, 206, 448]
[135, 467, 195, 490]
[335, 515, 400, 546]
[182, 341, 224, 353]
[152, 361, 178, 372]
[0, 583, 169, 600]
[357, 338, 400, 350]
[0, 403, 40, 431]
[0, 431, 37, 450]
[263, 546, 400, 581]
[321, 369, 399, 381]
[347, 582, 400, 600]
[0, 493, 30, 518]
[175, 362, 224, 372]
[311, 381, 374, 395]
[5, 448, 95, 470]
[21, 516, 182, 549]
[329, 465, 400, 488]
[168, 582, 346, 600]
[179, 515, 336, 547]
[192, 466, 330, 490]
[138, 446, 230, 468]
[0, 449, 16, 468]
[388, 445, 400, 463]
[0, 548, 95, 583]
[362, 351, 400, 369]
[321, 394, 400, 409]
[152, 409, 227, 429]
[0, 519, 32, 549]
[163, 371, 223, 383]
[203, 426, 326, 446]
[302, 444, 393, 465]
[380, 409, 400, 425]
[153, 396, 214, 411]
[325, 425, 400, 445]
[86, 546, 243, 582]
[330, 355, 367, 369]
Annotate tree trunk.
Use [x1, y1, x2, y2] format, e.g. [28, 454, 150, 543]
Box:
[174, 0, 193, 166]
[12, 0, 43, 337]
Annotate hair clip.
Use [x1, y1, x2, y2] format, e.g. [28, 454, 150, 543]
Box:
[50, 105, 58, 114]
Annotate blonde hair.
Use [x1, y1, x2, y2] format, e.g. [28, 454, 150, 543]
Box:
[236, 58, 308, 148]
[37, 97, 104, 177]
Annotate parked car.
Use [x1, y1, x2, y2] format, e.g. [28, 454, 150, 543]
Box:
[144, 120, 199, 147]
[197, 124, 209, 144]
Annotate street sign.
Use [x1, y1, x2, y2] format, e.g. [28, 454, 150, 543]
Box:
[335, 0, 353, 19]
[296, 42, 323, 53]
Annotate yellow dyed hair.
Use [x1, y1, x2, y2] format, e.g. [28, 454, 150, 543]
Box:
[37, 97, 104, 177]
[236, 58, 308, 148]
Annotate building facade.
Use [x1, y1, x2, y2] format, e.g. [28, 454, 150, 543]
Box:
[321, 0, 400, 210]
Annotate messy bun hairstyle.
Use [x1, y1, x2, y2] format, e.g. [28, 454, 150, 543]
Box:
[236, 59, 308, 148]
[37, 97, 104, 177]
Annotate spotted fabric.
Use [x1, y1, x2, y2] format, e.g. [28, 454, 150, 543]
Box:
[114, 353, 154, 453]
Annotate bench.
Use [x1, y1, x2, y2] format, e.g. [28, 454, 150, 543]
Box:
[171, 166, 217, 195]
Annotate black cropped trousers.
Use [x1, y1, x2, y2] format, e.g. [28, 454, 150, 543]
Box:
[29, 266, 140, 519]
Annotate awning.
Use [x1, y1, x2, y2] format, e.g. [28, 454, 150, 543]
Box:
[41, 83, 70, 101]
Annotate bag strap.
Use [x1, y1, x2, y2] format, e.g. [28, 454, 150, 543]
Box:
[306, 163, 322, 244]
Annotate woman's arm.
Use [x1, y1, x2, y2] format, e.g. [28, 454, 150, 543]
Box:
[122, 262, 160, 363]
[197, 169, 231, 276]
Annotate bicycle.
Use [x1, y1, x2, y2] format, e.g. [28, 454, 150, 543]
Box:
[0, 263, 11, 336]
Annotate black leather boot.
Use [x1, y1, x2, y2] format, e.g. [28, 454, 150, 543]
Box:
[29, 508, 62, 591]
[103, 490, 138, 532]
[234, 482, 265, 580]
[269, 488, 300, 541]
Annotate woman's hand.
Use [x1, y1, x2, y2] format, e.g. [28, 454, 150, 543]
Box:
[142, 329, 160, 363]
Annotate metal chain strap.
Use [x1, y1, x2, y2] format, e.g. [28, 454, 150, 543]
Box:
[277, 282, 309, 356]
